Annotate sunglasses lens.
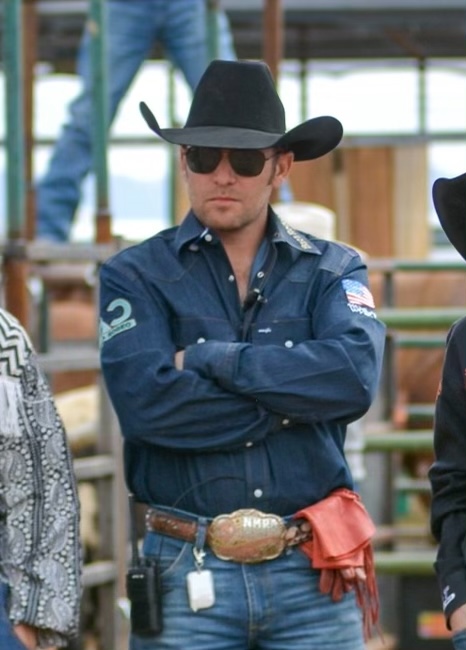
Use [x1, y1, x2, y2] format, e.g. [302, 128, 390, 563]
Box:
[186, 147, 222, 174]
[185, 147, 270, 177]
[229, 150, 266, 177]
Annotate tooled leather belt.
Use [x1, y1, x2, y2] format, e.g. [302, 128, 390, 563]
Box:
[146, 507, 311, 564]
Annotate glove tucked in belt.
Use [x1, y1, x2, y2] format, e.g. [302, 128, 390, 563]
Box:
[295, 488, 380, 641]
[146, 507, 310, 564]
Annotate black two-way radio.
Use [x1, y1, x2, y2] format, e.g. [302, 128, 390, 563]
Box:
[126, 494, 163, 637]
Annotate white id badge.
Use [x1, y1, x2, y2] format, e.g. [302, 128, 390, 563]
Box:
[186, 569, 215, 611]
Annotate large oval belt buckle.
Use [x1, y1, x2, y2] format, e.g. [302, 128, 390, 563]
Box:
[207, 508, 286, 563]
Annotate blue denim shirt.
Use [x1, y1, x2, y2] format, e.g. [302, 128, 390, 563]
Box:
[99, 209, 386, 517]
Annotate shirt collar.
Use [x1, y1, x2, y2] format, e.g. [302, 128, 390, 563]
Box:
[173, 208, 322, 256]
[268, 207, 322, 255]
[174, 211, 214, 254]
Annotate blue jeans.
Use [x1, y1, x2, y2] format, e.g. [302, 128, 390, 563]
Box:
[0, 583, 28, 650]
[36, 0, 236, 242]
[453, 630, 466, 649]
[130, 531, 366, 650]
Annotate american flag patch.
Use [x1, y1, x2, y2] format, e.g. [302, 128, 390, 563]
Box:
[342, 279, 375, 309]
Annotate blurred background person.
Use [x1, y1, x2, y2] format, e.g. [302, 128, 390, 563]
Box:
[35, 0, 236, 242]
[429, 172, 466, 650]
[0, 307, 82, 649]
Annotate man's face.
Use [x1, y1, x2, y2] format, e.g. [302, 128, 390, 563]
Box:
[180, 146, 293, 236]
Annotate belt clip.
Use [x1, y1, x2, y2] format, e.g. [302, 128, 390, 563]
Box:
[193, 516, 208, 570]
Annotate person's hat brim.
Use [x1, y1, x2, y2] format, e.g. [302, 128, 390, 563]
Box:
[432, 173, 466, 261]
[139, 101, 342, 161]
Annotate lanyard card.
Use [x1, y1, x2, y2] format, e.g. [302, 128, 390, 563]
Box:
[186, 569, 215, 612]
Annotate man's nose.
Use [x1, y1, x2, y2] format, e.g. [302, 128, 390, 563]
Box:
[212, 151, 236, 180]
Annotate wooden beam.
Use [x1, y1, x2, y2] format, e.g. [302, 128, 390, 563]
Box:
[263, 0, 283, 81]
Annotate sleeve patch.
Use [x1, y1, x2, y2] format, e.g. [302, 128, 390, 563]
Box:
[342, 279, 375, 309]
[342, 279, 377, 319]
[100, 298, 136, 344]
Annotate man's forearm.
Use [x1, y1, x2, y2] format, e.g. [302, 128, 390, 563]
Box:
[13, 624, 38, 650]
[450, 603, 466, 633]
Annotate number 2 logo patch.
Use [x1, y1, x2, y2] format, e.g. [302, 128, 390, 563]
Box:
[100, 298, 136, 344]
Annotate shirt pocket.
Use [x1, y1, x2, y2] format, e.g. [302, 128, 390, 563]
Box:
[251, 318, 312, 347]
[173, 317, 236, 349]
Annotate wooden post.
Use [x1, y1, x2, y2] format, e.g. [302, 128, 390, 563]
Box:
[393, 146, 429, 258]
[4, 254, 30, 326]
[263, 0, 283, 82]
[288, 156, 337, 211]
[343, 147, 394, 257]
[263, 0, 283, 204]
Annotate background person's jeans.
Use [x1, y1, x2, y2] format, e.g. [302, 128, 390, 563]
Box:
[130, 531, 366, 650]
[36, 0, 236, 242]
[0, 583, 28, 650]
[453, 629, 466, 649]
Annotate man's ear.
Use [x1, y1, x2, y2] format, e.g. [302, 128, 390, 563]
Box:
[273, 151, 294, 187]
[179, 147, 188, 179]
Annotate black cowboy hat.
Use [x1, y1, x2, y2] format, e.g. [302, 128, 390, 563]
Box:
[139, 59, 343, 161]
[432, 172, 466, 262]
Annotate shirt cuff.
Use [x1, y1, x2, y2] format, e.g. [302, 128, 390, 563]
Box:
[183, 340, 241, 389]
[434, 561, 466, 625]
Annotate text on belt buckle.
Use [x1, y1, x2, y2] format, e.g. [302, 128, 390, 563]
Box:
[207, 508, 286, 563]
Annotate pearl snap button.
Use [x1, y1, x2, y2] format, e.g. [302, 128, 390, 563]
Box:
[197, 337, 206, 343]
[282, 418, 290, 426]
[228, 275, 235, 282]
[245, 441, 253, 447]
[254, 489, 263, 498]
[284, 340, 294, 348]
[204, 233, 213, 242]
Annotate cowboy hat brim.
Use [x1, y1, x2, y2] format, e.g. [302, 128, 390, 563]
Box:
[140, 101, 343, 161]
[432, 173, 466, 262]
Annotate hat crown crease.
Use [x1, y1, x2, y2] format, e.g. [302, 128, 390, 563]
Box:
[185, 61, 286, 134]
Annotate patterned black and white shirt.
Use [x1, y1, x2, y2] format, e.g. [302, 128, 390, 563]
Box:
[0, 308, 82, 648]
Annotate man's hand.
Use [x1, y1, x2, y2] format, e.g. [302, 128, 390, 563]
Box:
[175, 350, 185, 370]
[450, 603, 466, 633]
[13, 624, 57, 650]
[13, 624, 38, 650]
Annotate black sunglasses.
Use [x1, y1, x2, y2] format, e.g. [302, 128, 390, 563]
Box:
[184, 146, 279, 177]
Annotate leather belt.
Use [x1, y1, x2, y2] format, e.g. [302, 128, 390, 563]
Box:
[146, 507, 310, 564]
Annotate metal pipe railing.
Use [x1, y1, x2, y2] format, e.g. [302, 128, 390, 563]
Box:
[207, 0, 220, 59]
[2, 0, 30, 324]
[89, 0, 111, 243]
[378, 307, 465, 329]
[4, 0, 25, 239]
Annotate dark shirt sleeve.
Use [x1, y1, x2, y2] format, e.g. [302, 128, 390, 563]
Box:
[183, 260, 386, 424]
[429, 318, 466, 621]
[99, 262, 282, 451]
